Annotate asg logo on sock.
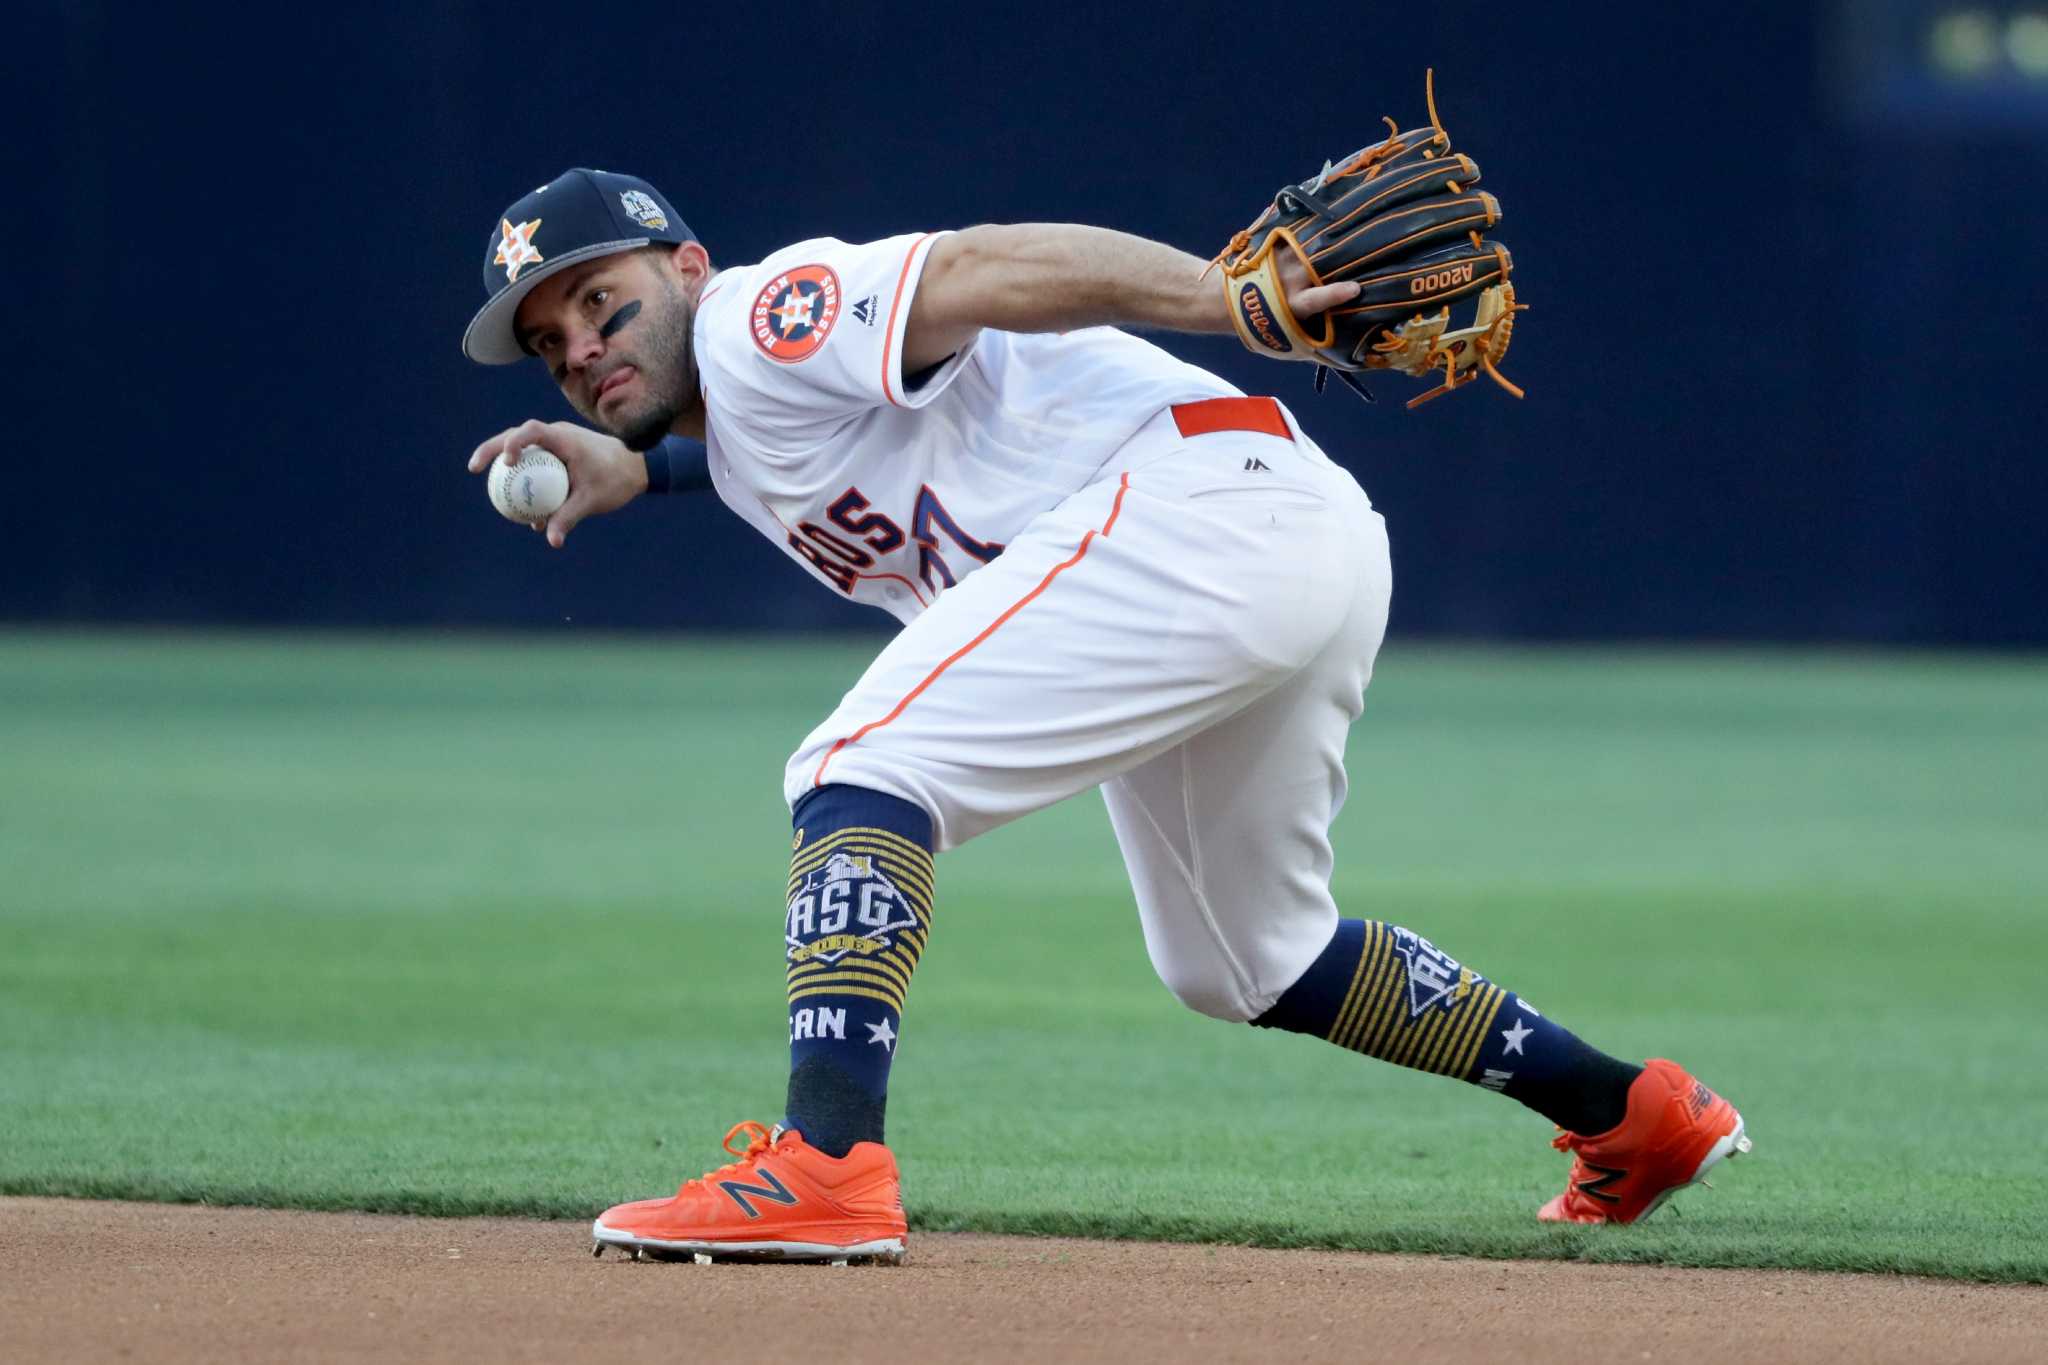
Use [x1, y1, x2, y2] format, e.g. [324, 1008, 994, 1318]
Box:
[1389, 927, 1474, 1019]
[786, 851, 920, 965]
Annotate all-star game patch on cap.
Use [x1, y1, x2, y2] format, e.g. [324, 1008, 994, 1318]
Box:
[462, 168, 694, 364]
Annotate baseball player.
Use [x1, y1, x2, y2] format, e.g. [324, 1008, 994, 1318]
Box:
[462, 138, 1746, 1263]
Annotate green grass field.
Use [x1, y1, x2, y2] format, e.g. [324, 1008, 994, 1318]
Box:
[3, 632, 2044, 1282]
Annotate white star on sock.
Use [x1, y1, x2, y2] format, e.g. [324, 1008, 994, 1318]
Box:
[1500, 1018, 1534, 1055]
[865, 1018, 897, 1052]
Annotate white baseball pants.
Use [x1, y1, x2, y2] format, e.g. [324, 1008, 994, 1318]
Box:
[785, 398, 1392, 1022]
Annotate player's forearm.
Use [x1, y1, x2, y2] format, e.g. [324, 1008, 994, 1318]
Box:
[921, 223, 1231, 339]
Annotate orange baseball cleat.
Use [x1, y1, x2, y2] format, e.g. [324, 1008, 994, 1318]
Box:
[1538, 1058, 1752, 1225]
[592, 1121, 907, 1264]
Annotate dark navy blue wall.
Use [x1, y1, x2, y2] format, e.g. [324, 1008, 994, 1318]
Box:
[16, 1, 2047, 640]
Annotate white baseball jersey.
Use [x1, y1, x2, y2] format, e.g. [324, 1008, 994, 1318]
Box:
[688, 229, 1394, 1024]
[692, 231, 1242, 623]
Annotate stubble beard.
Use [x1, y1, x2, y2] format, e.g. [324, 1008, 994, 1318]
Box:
[597, 280, 699, 453]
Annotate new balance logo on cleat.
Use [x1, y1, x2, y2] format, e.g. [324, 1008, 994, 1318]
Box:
[1573, 1161, 1627, 1205]
[1244, 457, 1270, 471]
[717, 1168, 800, 1219]
[1688, 1082, 1714, 1119]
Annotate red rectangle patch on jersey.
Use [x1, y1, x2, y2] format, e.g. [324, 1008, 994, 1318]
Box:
[1170, 396, 1292, 441]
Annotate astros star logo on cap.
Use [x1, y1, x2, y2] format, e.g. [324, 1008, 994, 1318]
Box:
[494, 218, 544, 283]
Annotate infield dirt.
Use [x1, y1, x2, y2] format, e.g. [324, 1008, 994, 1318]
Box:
[4, 1198, 2042, 1364]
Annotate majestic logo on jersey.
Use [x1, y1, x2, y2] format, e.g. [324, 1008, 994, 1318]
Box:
[751, 263, 841, 363]
[494, 218, 544, 283]
[618, 190, 668, 229]
[850, 294, 879, 326]
[785, 850, 920, 964]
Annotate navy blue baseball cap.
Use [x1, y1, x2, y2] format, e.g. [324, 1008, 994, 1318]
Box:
[462, 168, 695, 365]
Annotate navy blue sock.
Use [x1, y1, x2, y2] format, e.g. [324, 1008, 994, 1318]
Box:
[1252, 919, 1642, 1134]
[782, 784, 935, 1158]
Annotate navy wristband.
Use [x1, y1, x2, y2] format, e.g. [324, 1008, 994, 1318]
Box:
[642, 436, 711, 495]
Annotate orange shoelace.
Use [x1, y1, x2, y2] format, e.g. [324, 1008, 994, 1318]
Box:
[675, 1121, 777, 1195]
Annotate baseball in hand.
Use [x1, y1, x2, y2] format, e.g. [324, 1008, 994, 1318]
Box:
[487, 446, 570, 526]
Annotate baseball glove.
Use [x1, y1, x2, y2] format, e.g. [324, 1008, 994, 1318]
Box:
[1213, 71, 1524, 408]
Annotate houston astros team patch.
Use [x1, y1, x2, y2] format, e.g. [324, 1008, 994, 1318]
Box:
[751, 264, 841, 363]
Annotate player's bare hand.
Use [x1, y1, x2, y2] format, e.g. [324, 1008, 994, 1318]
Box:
[1274, 248, 1362, 321]
[467, 419, 649, 549]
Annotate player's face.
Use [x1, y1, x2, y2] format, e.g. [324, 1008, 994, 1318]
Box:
[515, 247, 701, 452]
